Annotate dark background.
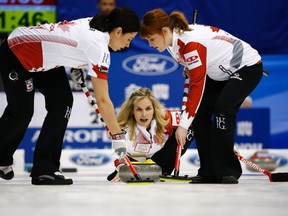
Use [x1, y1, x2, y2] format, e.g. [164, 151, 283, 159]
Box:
[58, 0, 288, 54]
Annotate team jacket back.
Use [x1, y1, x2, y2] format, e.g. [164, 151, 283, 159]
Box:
[7, 18, 110, 79]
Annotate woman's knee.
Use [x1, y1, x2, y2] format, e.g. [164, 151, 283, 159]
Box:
[6, 104, 34, 123]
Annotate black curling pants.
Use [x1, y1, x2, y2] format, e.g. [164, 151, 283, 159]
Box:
[0, 40, 73, 177]
[151, 127, 194, 175]
[192, 63, 263, 179]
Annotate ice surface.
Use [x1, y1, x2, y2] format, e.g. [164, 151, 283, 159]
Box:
[1, 172, 288, 216]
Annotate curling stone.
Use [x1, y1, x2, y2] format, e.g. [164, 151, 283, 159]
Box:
[246, 150, 278, 172]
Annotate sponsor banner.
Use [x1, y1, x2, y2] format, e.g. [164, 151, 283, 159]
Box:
[0, 92, 108, 127]
[107, 51, 185, 111]
[235, 108, 270, 149]
[122, 53, 178, 76]
[1, 93, 271, 163]
[176, 149, 288, 176]
[13, 147, 288, 176]
[59, 149, 288, 176]
[60, 149, 114, 173]
[18, 127, 112, 163]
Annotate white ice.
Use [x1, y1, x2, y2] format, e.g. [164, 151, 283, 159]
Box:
[1, 173, 288, 216]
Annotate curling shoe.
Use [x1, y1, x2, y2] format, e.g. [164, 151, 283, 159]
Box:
[31, 171, 73, 185]
[189, 175, 220, 184]
[0, 166, 14, 180]
[189, 175, 238, 184]
[107, 170, 118, 181]
[220, 176, 238, 184]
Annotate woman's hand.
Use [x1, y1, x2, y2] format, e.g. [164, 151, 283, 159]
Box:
[182, 67, 190, 78]
[175, 126, 188, 148]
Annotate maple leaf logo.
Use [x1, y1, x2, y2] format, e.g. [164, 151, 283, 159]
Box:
[210, 26, 220, 32]
[58, 21, 76, 32]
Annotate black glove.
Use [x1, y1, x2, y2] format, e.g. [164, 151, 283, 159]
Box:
[70, 68, 86, 88]
[106, 158, 125, 181]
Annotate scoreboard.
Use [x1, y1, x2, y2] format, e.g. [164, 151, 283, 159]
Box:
[0, 0, 57, 33]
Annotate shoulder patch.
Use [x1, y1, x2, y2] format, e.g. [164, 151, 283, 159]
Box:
[99, 66, 108, 73]
[184, 50, 202, 70]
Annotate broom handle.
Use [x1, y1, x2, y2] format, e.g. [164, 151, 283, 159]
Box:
[235, 151, 272, 181]
[173, 142, 182, 176]
[173, 76, 190, 177]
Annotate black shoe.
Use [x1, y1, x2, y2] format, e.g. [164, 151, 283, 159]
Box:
[189, 175, 239, 184]
[0, 166, 14, 180]
[189, 175, 221, 184]
[220, 176, 239, 184]
[31, 171, 73, 185]
[107, 170, 118, 181]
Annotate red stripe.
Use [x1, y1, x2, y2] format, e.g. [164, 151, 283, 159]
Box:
[8, 35, 78, 48]
[178, 40, 207, 119]
[8, 34, 78, 71]
[9, 42, 43, 71]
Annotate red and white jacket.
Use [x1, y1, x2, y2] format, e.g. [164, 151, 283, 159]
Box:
[167, 24, 261, 129]
[7, 18, 110, 80]
[122, 110, 180, 162]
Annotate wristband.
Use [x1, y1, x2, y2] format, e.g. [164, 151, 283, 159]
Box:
[111, 133, 125, 140]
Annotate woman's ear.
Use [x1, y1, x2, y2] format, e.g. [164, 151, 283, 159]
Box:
[115, 27, 123, 36]
[161, 27, 169, 36]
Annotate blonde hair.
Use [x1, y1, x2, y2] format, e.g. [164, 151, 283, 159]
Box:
[117, 87, 169, 143]
[140, 8, 190, 38]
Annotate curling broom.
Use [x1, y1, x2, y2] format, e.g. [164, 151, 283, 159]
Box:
[159, 76, 192, 182]
[235, 150, 288, 182]
[160, 9, 198, 182]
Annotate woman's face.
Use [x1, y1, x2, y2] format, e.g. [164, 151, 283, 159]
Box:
[133, 97, 154, 128]
[145, 33, 167, 52]
[109, 28, 137, 51]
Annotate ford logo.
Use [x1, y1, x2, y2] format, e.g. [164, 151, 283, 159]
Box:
[188, 154, 200, 166]
[122, 54, 178, 76]
[70, 153, 110, 166]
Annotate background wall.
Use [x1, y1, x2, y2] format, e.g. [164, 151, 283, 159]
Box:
[0, 0, 287, 163]
[57, 0, 288, 54]
[56, 0, 288, 149]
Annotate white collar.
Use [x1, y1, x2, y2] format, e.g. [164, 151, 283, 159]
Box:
[136, 119, 157, 142]
[167, 29, 179, 60]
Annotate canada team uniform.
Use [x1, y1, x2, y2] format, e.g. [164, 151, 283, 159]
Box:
[7, 18, 110, 79]
[168, 24, 263, 179]
[115, 110, 194, 175]
[0, 18, 111, 179]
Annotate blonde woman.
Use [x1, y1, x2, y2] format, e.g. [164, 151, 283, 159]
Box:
[107, 88, 193, 182]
